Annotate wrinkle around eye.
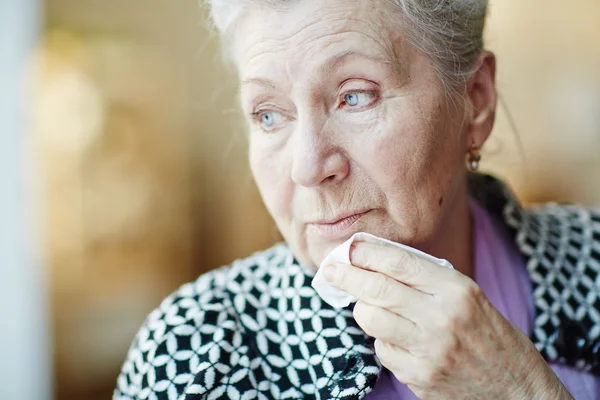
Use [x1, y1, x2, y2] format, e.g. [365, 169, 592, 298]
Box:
[250, 108, 293, 133]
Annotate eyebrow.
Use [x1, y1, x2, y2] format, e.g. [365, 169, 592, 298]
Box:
[240, 50, 388, 90]
[240, 76, 279, 90]
[323, 49, 389, 75]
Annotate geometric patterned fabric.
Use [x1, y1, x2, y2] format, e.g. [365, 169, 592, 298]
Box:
[114, 174, 600, 399]
[472, 174, 600, 373]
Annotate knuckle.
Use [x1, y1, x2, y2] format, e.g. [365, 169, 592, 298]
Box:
[463, 278, 484, 301]
[409, 360, 440, 389]
[444, 277, 483, 317]
[374, 338, 390, 360]
[374, 339, 401, 369]
[335, 265, 352, 292]
[375, 277, 393, 300]
[418, 350, 450, 387]
[450, 276, 481, 301]
[459, 281, 483, 317]
[373, 279, 391, 300]
[353, 302, 379, 337]
[438, 310, 462, 334]
[361, 275, 391, 301]
[391, 250, 419, 278]
[353, 302, 368, 326]
[437, 335, 460, 366]
[415, 365, 433, 387]
[421, 365, 445, 390]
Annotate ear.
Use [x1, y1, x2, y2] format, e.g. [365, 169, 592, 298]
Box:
[465, 51, 497, 151]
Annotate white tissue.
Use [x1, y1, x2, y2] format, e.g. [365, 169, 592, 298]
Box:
[311, 232, 454, 308]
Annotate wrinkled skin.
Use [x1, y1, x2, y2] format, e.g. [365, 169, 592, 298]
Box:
[325, 243, 572, 398]
[234, 0, 572, 398]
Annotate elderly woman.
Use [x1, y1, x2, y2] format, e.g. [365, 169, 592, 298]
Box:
[114, 0, 600, 398]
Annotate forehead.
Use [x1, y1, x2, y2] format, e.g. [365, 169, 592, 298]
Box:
[233, 0, 405, 81]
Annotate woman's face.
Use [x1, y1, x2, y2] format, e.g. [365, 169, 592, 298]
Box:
[236, 0, 478, 270]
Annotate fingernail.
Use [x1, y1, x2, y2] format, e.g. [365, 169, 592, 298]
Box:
[323, 264, 337, 282]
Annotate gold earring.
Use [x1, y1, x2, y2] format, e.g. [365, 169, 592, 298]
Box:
[468, 148, 481, 172]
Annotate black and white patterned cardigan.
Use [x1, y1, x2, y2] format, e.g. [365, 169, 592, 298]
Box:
[114, 175, 600, 399]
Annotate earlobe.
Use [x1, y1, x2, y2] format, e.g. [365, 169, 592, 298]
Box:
[466, 51, 497, 150]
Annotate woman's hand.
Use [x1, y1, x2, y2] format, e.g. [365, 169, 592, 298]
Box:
[323, 241, 573, 399]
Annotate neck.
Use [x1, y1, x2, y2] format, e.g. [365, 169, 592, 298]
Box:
[420, 180, 474, 278]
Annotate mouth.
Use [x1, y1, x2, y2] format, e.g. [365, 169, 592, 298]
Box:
[310, 210, 371, 238]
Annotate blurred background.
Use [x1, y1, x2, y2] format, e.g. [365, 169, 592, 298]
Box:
[1, 0, 599, 399]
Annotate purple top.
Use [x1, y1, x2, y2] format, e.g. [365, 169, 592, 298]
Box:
[365, 200, 600, 399]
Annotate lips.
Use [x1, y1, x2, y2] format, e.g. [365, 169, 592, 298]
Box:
[310, 210, 371, 237]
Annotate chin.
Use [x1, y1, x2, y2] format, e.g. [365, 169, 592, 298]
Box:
[293, 246, 320, 271]
[289, 234, 340, 271]
[300, 230, 362, 270]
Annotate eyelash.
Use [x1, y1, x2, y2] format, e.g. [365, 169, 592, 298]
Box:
[250, 109, 285, 132]
[248, 88, 379, 131]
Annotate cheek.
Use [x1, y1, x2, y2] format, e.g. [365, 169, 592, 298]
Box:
[354, 101, 427, 184]
[355, 97, 462, 229]
[374, 96, 461, 183]
[248, 141, 265, 190]
[249, 137, 292, 218]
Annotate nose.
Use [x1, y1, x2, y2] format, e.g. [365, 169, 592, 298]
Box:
[290, 118, 349, 187]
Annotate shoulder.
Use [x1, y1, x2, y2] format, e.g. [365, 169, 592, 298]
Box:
[504, 201, 600, 258]
[113, 243, 293, 399]
[469, 173, 600, 240]
[502, 201, 600, 289]
[503, 201, 600, 371]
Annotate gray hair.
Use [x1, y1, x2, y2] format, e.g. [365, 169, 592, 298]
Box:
[206, 0, 488, 96]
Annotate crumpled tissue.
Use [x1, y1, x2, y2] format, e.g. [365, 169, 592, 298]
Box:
[311, 232, 454, 308]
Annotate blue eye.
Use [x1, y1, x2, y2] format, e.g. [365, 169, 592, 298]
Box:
[255, 110, 284, 131]
[261, 112, 275, 127]
[345, 93, 360, 107]
[343, 92, 376, 109]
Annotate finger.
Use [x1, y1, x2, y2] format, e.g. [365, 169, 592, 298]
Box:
[349, 241, 455, 291]
[374, 338, 429, 388]
[353, 301, 420, 349]
[324, 262, 429, 321]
